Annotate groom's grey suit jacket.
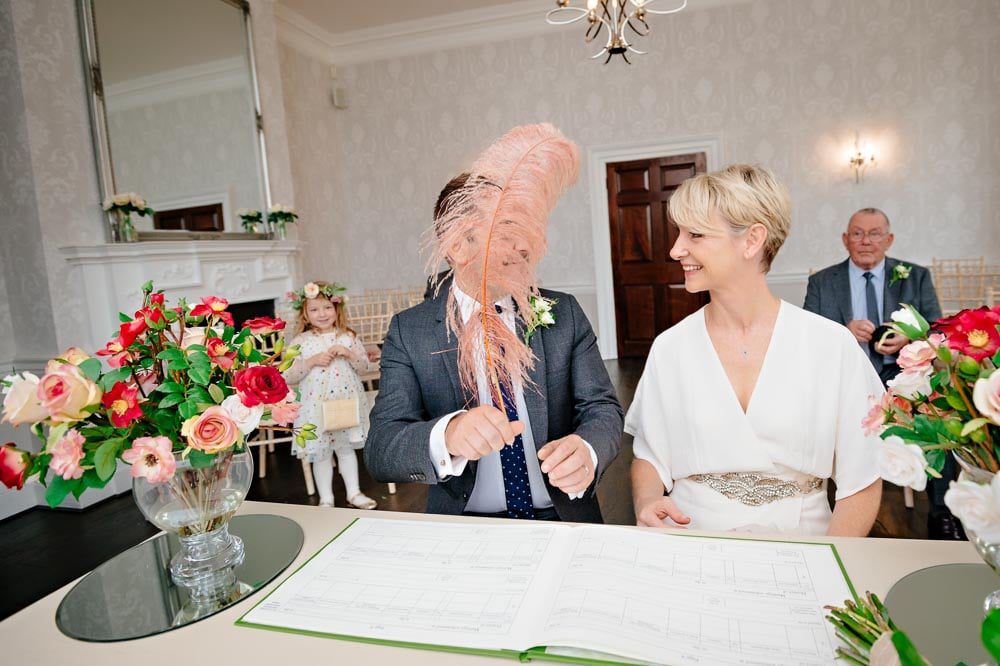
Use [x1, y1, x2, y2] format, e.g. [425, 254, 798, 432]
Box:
[364, 289, 623, 523]
[803, 256, 941, 329]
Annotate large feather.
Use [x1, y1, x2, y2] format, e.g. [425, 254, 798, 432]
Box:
[427, 123, 580, 400]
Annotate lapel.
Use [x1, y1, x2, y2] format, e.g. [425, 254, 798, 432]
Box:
[833, 259, 854, 323]
[883, 257, 900, 321]
[433, 292, 467, 411]
[518, 315, 549, 449]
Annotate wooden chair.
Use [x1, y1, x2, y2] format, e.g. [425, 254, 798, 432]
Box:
[931, 257, 987, 315]
[987, 286, 1000, 308]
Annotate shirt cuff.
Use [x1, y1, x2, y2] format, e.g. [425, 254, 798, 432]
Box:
[429, 410, 468, 480]
[567, 439, 599, 500]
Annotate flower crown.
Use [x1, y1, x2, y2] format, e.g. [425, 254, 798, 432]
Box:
[287, 282, 347, 311]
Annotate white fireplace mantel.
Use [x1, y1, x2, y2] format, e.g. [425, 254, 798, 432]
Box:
[61, 240, 303, 352]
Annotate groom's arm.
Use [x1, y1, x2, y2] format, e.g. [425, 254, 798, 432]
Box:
[565, 295, 623, 485]
[364, 315, 445, 485]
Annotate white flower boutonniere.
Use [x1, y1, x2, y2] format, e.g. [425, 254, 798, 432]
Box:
[524, 295, 557, 345]
[889, 263, 911, 287]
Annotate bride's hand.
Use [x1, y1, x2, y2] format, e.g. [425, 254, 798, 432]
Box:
[635, 496, 691, 528]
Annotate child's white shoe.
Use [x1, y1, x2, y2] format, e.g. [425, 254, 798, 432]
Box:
[347, 493, 377, 510]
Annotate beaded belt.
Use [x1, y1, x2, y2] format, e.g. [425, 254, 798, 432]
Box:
[685, 472, 824, 507]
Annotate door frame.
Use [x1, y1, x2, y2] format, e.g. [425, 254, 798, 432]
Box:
[588, 135, 723, 359]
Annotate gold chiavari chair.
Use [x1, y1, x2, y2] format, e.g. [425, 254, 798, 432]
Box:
[931, 257, 987, 315]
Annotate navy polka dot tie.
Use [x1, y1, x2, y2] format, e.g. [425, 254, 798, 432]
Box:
[491, 304, 535, 520]
[494, 377, 535, 520]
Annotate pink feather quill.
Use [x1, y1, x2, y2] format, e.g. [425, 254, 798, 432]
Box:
[427, 123, 580, 400]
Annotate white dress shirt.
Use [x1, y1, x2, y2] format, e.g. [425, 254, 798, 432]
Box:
[427, 284, 596, 511]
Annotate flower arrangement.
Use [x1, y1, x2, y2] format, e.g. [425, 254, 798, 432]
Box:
[0, 282, 317, 507]
[869, 304, 1000, 532]
[236, 208, 263, 233]
[286, 281, 346, 311]
[102, 192, 154, 242]
[267, 204, 298, 236]
[524, 294, 557, 345]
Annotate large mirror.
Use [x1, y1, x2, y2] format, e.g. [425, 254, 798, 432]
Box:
[80, 0, 270, 239]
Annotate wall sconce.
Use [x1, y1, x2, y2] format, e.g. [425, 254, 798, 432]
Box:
[848, 132, 876, 183]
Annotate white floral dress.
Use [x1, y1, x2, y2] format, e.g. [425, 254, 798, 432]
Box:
[283, 330, 375, 463]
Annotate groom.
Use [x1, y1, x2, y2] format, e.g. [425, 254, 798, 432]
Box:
[365, 127, 622, 523]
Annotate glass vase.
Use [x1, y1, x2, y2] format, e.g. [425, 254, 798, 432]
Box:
[953, 453, 1000, 613]
[132, 449, 253, 618]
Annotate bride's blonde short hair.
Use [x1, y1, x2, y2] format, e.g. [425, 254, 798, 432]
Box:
[668, 163, 790, 272]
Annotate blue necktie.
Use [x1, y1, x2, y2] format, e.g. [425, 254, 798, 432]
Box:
[863, 271, 882, 365]
[491, 304, 535, 519]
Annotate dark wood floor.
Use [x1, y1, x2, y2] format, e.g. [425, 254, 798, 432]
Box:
[0, 359, 929, 621]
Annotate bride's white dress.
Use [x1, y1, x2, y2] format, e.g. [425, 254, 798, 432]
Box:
[625, 301, 884, 535]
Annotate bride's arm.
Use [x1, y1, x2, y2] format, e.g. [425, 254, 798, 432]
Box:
[631, 459, 690, 528]
[826, 479, 882, 536]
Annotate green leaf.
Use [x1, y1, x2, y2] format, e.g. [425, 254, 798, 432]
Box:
[924, 448, 945, 473]
[158, 393, 185, 409]
[119, 312, 133, 323]
[94, 439, 120, 480]
[80, 468, 110, 490]
[156, 348, 185, 362]
[945, 392, 967, 412]
[937, 345, 953, 364]
[187, 386, 212, 404]
[208, 384, 226, 403]
[962, 418, 990, 437]
[894, 321, 923, 340]
[78, 358, 103, 382]
[157, 381, 184, 394]
[99, 367, 133, 391]
[167, 358, 190, 372]
[189, 366, 211, 385]
[178, 400, 199, 420]
[187, 449, 216, 469]
[891, 630, 929, 665]
[45, 475, 80, 507]
[983, 609, 1000, 661]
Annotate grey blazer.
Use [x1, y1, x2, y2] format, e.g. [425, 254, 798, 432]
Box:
[803, 257, 942, 327]
[364, 289, 623, 523]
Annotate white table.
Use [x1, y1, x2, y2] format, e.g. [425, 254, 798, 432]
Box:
[0, 501, 982, 665]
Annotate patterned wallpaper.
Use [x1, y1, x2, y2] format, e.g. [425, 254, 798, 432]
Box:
[108, 86, 265, 229]
[281, 0, 1000, 295]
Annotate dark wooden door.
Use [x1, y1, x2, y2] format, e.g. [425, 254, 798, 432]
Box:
[608, 153, 709, 358]
[154, 203, 224, 231]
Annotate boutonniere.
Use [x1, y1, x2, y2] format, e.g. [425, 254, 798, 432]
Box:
[524, 295, 557, 345]
[889, 263, 911, 287]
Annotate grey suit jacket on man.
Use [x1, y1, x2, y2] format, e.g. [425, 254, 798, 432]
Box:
[364, 288, 623, 523]
[803, 256, 942, 328]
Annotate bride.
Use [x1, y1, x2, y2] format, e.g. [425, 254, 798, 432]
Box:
[628, 164, 883, 536]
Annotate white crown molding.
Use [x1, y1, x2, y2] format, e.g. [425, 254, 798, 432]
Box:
[275, 0, 752, 66]
[105, 56, 250, 113]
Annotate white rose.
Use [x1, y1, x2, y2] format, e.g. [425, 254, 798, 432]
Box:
[2, 372, 49, 426]
[876, 435, 928, 491]
[945, 477, 1000, 542]
[886, 366, 932, 399]
[180, 326, 207, 349]
[890, 305, 920, 329]
[112, 193, 130, 206]
[895, 265, 911, 280]
[303, 282, 320, 299]
[102, 197, 113, 211]
[221, 394, 264, 435]
[973, 371, 1000, 425]
[540, 312, 555, 326]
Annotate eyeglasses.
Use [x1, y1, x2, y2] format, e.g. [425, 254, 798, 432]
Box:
[847, 229, 888, 242]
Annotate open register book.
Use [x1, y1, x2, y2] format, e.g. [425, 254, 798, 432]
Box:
[237, 517, 856, 665]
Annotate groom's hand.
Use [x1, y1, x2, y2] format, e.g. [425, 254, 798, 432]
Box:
[444, 406, 525, 461]
[538, 435, 594, 495]
[634, 496, 691, 529]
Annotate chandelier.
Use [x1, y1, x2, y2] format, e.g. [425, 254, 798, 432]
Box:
[546, 0, 687, 64]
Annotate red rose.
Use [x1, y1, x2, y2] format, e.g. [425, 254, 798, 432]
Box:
[0, 443, 30, 490]
[243, 316, 286, 336]
[233, 366, 288, 406]
[934, 306, 1000, 361]
[102, 381, 143, 428]
[149, 292, 165, 307]
[190, 296, 234, 326]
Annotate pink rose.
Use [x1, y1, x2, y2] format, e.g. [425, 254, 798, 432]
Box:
[49, 429, 86, 480]
[45, 347, 91, 373]
[2, 372, 49, 425]
[0, 443, 30, 489]
[974, 370, 1000, 425]
[122, 436, 176, 484]
[37, 364, 103, 423]
[181, 406, 242, 453]
[897, 340, 936, 371]
[270, 401, 301, 426]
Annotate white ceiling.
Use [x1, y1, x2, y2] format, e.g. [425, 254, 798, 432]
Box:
[277, 0, 519, 35]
